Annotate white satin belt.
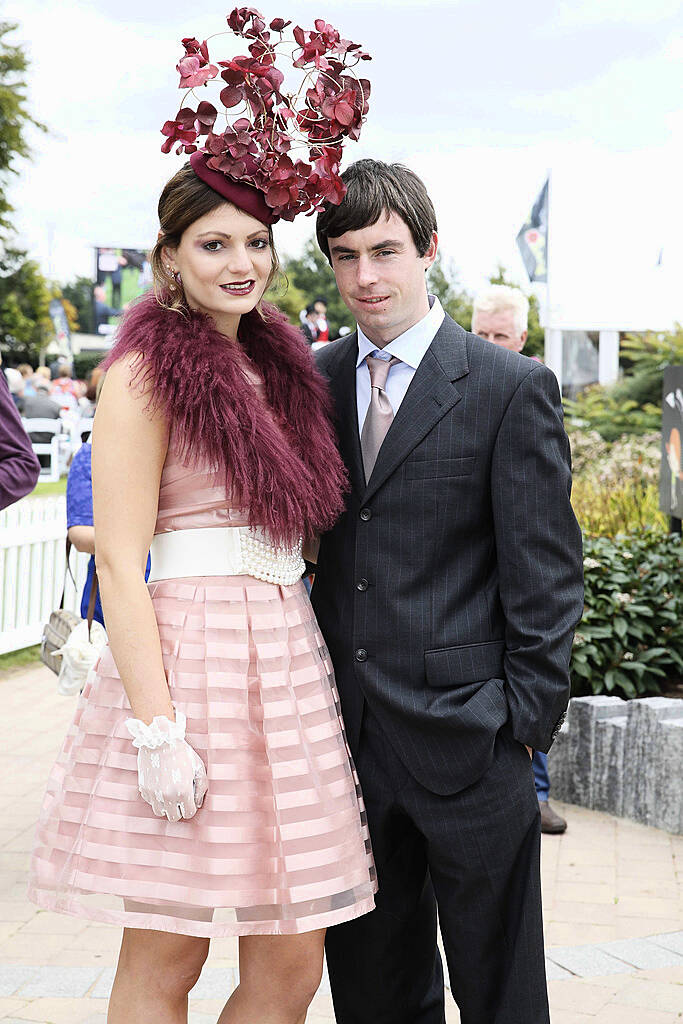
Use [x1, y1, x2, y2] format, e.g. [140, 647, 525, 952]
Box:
[148, 526, 305, 586]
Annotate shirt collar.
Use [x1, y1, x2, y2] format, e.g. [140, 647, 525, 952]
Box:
[356, 295, 445, 368]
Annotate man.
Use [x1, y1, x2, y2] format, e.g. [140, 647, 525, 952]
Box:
[93, 284, 123, 334]
[0, 356, 40, 509]
[300, 303, 320, 346]
[311, 160, 583, 1024]
[22, 377, 62, 469]
[472, 284, 568, 835]
[4, 367, 25, 412]
[314, 295, 330, 341]
[471, 284, 529, 352]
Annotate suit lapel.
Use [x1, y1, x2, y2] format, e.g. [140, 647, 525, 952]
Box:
[325, 334, 365, 496]
[363, 316, 470, 502]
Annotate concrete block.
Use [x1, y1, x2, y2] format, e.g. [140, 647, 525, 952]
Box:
[592, 715, 628, 816]
[654, 719, 683, 834]
[623, 698, 683, 828]
[548, 694, 683, 834]
[17, 965, 102, 998]
[0, 964, 37, 997]
[89, 968, 115, 999]
[190, 967, 236, 999]
[546, 719, 572, 801]
[598, 936, 683, 969]
[545, 959, 574, 980]
[549, 696, 626, 808]
[650, 931, 683, 956]
[545, 944, 634, 977]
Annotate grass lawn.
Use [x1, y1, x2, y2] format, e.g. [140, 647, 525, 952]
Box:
[30, 478, 67, 499]
[0, 645, 41, 674]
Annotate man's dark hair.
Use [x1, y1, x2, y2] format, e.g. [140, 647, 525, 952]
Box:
[316, 159, 437, 263]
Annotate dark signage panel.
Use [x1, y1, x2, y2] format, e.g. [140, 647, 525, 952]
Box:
[660, 366, 683, 520]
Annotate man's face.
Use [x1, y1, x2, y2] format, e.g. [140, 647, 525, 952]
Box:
[327, 211, 437, 346]
[472, 308, 527, 352]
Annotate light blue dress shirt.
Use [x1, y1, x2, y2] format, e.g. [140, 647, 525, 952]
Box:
[356, 299, 446, 438]
[356, 295, 445, 437]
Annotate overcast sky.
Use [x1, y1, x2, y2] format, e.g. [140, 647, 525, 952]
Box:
[5, 0, 683, 327]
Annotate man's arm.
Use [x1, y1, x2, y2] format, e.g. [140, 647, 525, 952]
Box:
[0, 370, 40, 510]
[491, 364, 584, 752]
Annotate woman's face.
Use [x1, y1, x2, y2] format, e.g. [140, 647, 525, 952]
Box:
[164, 203, 273, 337]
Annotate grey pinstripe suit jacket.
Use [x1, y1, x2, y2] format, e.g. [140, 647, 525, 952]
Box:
[312, 314, 584, 796]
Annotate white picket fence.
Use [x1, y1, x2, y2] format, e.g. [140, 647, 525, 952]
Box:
[0, 497, 90, 655]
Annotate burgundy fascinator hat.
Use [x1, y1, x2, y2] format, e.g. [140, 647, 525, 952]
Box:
[161, 7, 372, 225]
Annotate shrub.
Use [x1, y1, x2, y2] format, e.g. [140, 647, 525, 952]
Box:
[569, 431, 667, 537]
[563, 325, 682, 441]
[572, 479, 667, 538]
[565, 387, 660, 442]
[73, 353, 104, 380]
[572, 532, 683, 700]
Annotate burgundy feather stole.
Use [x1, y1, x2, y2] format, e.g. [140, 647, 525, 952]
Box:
[102, 294, 348, 546]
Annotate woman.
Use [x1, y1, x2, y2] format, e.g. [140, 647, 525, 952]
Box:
[66, 373, 151, 627]
[29, 13, 376, 1022]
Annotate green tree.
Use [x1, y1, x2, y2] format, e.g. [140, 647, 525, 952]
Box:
[263, 274, 308, 328]
[427, 252, 473, 329]
[0, 21, 46, 240]
[0, 247, 53, 363]
[281, 239, 354, 338]
[62, 276, 96, 334]
[487, 263, 544, 358]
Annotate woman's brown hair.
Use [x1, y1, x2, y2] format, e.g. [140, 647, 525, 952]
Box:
[150, 163, 281, 314]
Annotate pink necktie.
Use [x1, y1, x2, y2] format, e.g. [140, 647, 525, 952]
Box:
[361, 354, 400, 482]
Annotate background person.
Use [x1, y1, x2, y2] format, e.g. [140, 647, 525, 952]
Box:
[21, 377, 61, 470]
[4, 367, 25, 412]
[473, 283, 567, 835]
[93, 284, 124, 334]
[301, 302, 319, 345]
[314, 296, 329, 341]
[17, 364, 36, 397]
[49, 364, 79, 413]
[66, 374, 150, 628]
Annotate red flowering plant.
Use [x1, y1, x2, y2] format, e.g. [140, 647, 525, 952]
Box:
[159, 8, 371, 220]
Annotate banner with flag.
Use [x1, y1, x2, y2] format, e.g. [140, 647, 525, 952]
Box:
[516, 179, 548, 282]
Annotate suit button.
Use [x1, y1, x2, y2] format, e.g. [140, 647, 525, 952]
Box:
[355, 648, 368, 662]
[360, 507, 372, 521]
[356, 579, 369, 592]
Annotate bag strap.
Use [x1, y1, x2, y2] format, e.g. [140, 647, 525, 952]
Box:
[59, 538, 72, 611]
[86, 564, 99, 640]
[63, 536, 100, 639]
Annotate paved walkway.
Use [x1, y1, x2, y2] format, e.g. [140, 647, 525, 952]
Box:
[1, 663, 681, 1023]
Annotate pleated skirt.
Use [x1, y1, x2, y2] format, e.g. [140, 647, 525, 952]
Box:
[28, 575, 377, 937]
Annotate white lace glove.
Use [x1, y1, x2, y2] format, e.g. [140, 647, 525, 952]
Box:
[125, 712, 208, 822]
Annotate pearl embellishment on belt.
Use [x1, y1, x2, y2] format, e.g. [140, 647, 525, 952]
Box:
[238, 529, 305, 586]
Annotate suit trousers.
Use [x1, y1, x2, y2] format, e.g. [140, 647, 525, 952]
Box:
[326, 706, 550, 1024]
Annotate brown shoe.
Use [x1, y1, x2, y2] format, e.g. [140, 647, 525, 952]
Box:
[539, 800, 567, 834]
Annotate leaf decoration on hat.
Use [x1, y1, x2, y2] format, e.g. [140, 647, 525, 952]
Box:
[161, 7, 372, 220]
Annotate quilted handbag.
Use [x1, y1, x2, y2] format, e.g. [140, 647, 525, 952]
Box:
[40, 539, 98, 677]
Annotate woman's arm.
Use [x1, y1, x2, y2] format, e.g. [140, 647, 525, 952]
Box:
[92, 355, 172, 725]
[66, 445, 96, 555]
[67, 525, 95, 555]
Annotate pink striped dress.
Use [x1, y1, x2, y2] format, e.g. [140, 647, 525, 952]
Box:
[28, 414, 377, 937]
